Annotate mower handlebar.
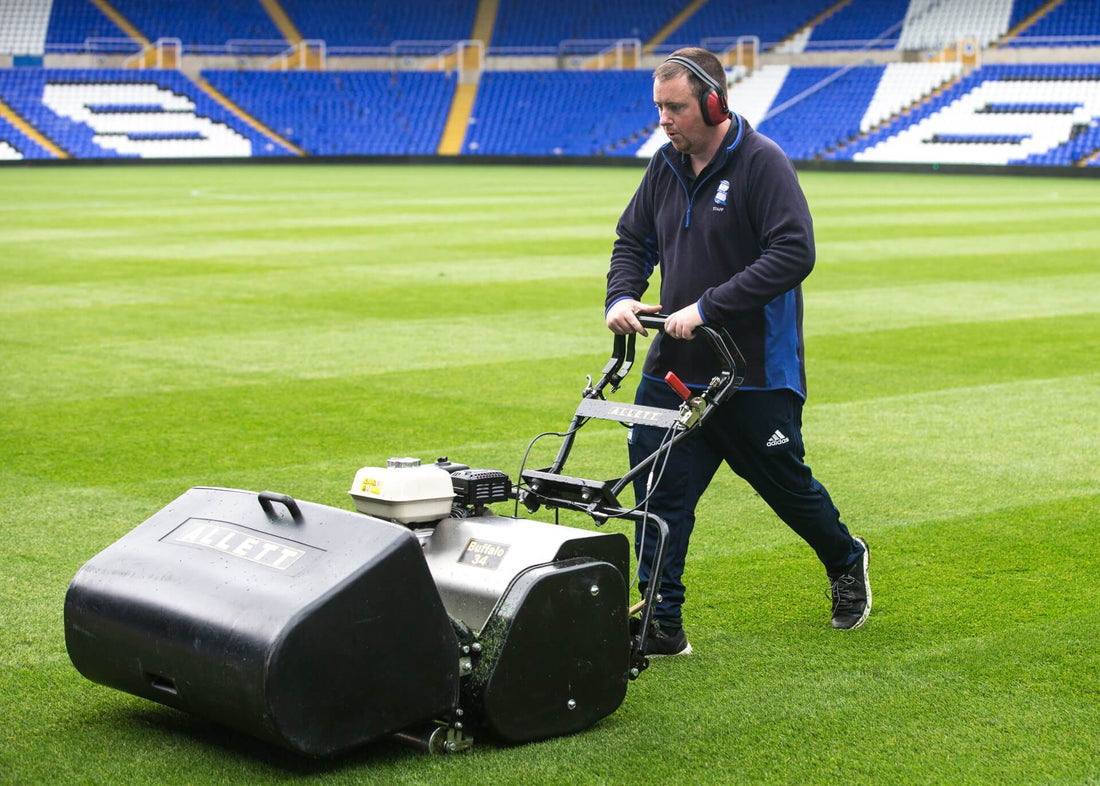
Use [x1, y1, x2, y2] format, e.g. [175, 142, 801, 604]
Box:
[635, 314, 745, 396]
[635, 314, 666, 332]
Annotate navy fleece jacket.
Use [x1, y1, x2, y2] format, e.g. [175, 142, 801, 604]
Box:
[606, 114, 815, 397]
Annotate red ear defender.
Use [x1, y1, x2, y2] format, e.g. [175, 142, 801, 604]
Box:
[703, 88, 729, 126]
[665, 54, 731, 127]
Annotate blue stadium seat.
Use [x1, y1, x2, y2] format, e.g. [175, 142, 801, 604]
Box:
[805, 0, 910, 49]
[668, 0, 835, 51]
[278, 0, 479, 48]
[463, 71, 655, 156]
[1006, 0, 1100, 47]
[492, 0, 671, 49]
[203, 70, 457, 155]
[0, 68, 291, 158]
[836, 63, 1100, 165]
[0, 114, 53, 159]
[106, 0, 284, 50]
[757, 65, 885, 159]
[45, 0, 126, 47]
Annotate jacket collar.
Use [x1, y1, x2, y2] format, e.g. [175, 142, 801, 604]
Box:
[662, 113, 748, 183]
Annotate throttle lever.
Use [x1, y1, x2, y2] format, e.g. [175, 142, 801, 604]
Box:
[663, 371, 691, 402]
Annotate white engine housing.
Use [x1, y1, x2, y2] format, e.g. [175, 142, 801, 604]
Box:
[348, 458, 455, 524]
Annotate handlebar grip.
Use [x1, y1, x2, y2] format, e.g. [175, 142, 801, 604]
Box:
[636, 314, 666, 331]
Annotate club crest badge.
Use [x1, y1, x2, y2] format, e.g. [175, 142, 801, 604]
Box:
[714, 179, 729, 205]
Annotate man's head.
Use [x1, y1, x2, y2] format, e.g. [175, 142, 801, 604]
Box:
[653, 48, 730, 156]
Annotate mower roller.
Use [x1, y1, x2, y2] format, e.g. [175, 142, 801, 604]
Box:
[64, 315, 744, 757]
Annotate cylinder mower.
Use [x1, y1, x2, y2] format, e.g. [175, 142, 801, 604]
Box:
[64, 316, 744, 757]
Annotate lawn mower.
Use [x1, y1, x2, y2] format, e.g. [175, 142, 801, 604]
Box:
[64, 315, 744, 757]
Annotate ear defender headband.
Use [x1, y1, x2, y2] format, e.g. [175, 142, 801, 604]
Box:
[664, 55, 731, 126]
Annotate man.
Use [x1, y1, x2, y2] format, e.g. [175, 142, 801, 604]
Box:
[606, 48, 870, 655]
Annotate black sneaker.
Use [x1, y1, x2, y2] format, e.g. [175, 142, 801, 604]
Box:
[828, 537, 871, 630]
[630, 617, 693, 656]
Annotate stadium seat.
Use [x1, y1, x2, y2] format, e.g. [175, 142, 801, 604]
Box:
[0, 113, 52, 158]
[202, 70, 457, 155]
[463, 71, 655, 156]
[849, 63, 1100, 165]
[805, 0, 911, 49]
[45, 0, 126, 49]
[0, 69, 289, 158]
[756, 65, 885, 160]
[1005, 0, 1100, 47]
[896, 0, 1015, 51]
[492, 0, 670, 49]
[0, 0, 53, 56]
[105, 0, 284, 51]
[859, 62, 962, 132]
[662, 0, 834, 52]
[278, 0, 479, 49]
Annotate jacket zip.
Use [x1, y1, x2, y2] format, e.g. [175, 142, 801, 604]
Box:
[661, 148, 725, 229]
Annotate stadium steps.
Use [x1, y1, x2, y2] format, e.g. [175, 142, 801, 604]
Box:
[86, 0, 169, 69]
[86, 0, 150, 48]
[990, 0, 1066, 48]
[83, 0, 184, 70]
[438, 82, 479, 154]
[436, 0, 498, 154]
[259, 0, 302, 46]
[470, 0, 500, 45]
[433, 0, 499, 73]
[0, 95, 68, 159]
[1080, 147, 1100, 167]
[821, 72, 962, 159]
[643, 0, 709, 55]
[192, 76, 305, 156]
[774, 0, 853, 53]
[258, 0, 312, 70]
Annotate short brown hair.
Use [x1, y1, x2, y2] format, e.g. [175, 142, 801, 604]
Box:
[654, 47, 726, 103]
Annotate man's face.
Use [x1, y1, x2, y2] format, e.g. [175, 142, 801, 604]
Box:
[654, 73, 707, 155]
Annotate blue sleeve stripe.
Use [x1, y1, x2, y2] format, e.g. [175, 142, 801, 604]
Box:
[605, 295, 634, 315]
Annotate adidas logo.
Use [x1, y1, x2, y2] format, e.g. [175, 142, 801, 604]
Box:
[766, 430, 789, 447]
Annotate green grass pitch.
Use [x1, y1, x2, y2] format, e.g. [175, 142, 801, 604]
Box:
[1, 163, 1098, 784]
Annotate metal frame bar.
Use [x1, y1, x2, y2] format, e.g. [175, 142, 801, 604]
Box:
[518, 315, 745, 669]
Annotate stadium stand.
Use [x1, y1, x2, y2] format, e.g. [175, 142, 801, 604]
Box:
[896, 0, 1015, 50]
[859, 62, 963, 131]
[278, 0, 478, 49]
[104, 0, 284, 51]
[805, 0, 912, 49]
[44, 0, 126, 49]
[756, 65, 886, 160]
[834, 63, 1100, 165]
[1003, 0, 1100, 46]
[463, 70, 655, 155]
[727, 65, 792, 127]
[0, 112, 52, 159]
[0, 0, 1098, 168]
[491, 0, 671, 49]
[0, 68, 292, 158]
[203, 70, 457, 155]
[1004, 0, 1060, 34]
[0, 0, 53, 56]
[666, 0, 835, 51]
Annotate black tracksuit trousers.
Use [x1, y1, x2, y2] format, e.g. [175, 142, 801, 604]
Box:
[627, 377, 863, 630]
